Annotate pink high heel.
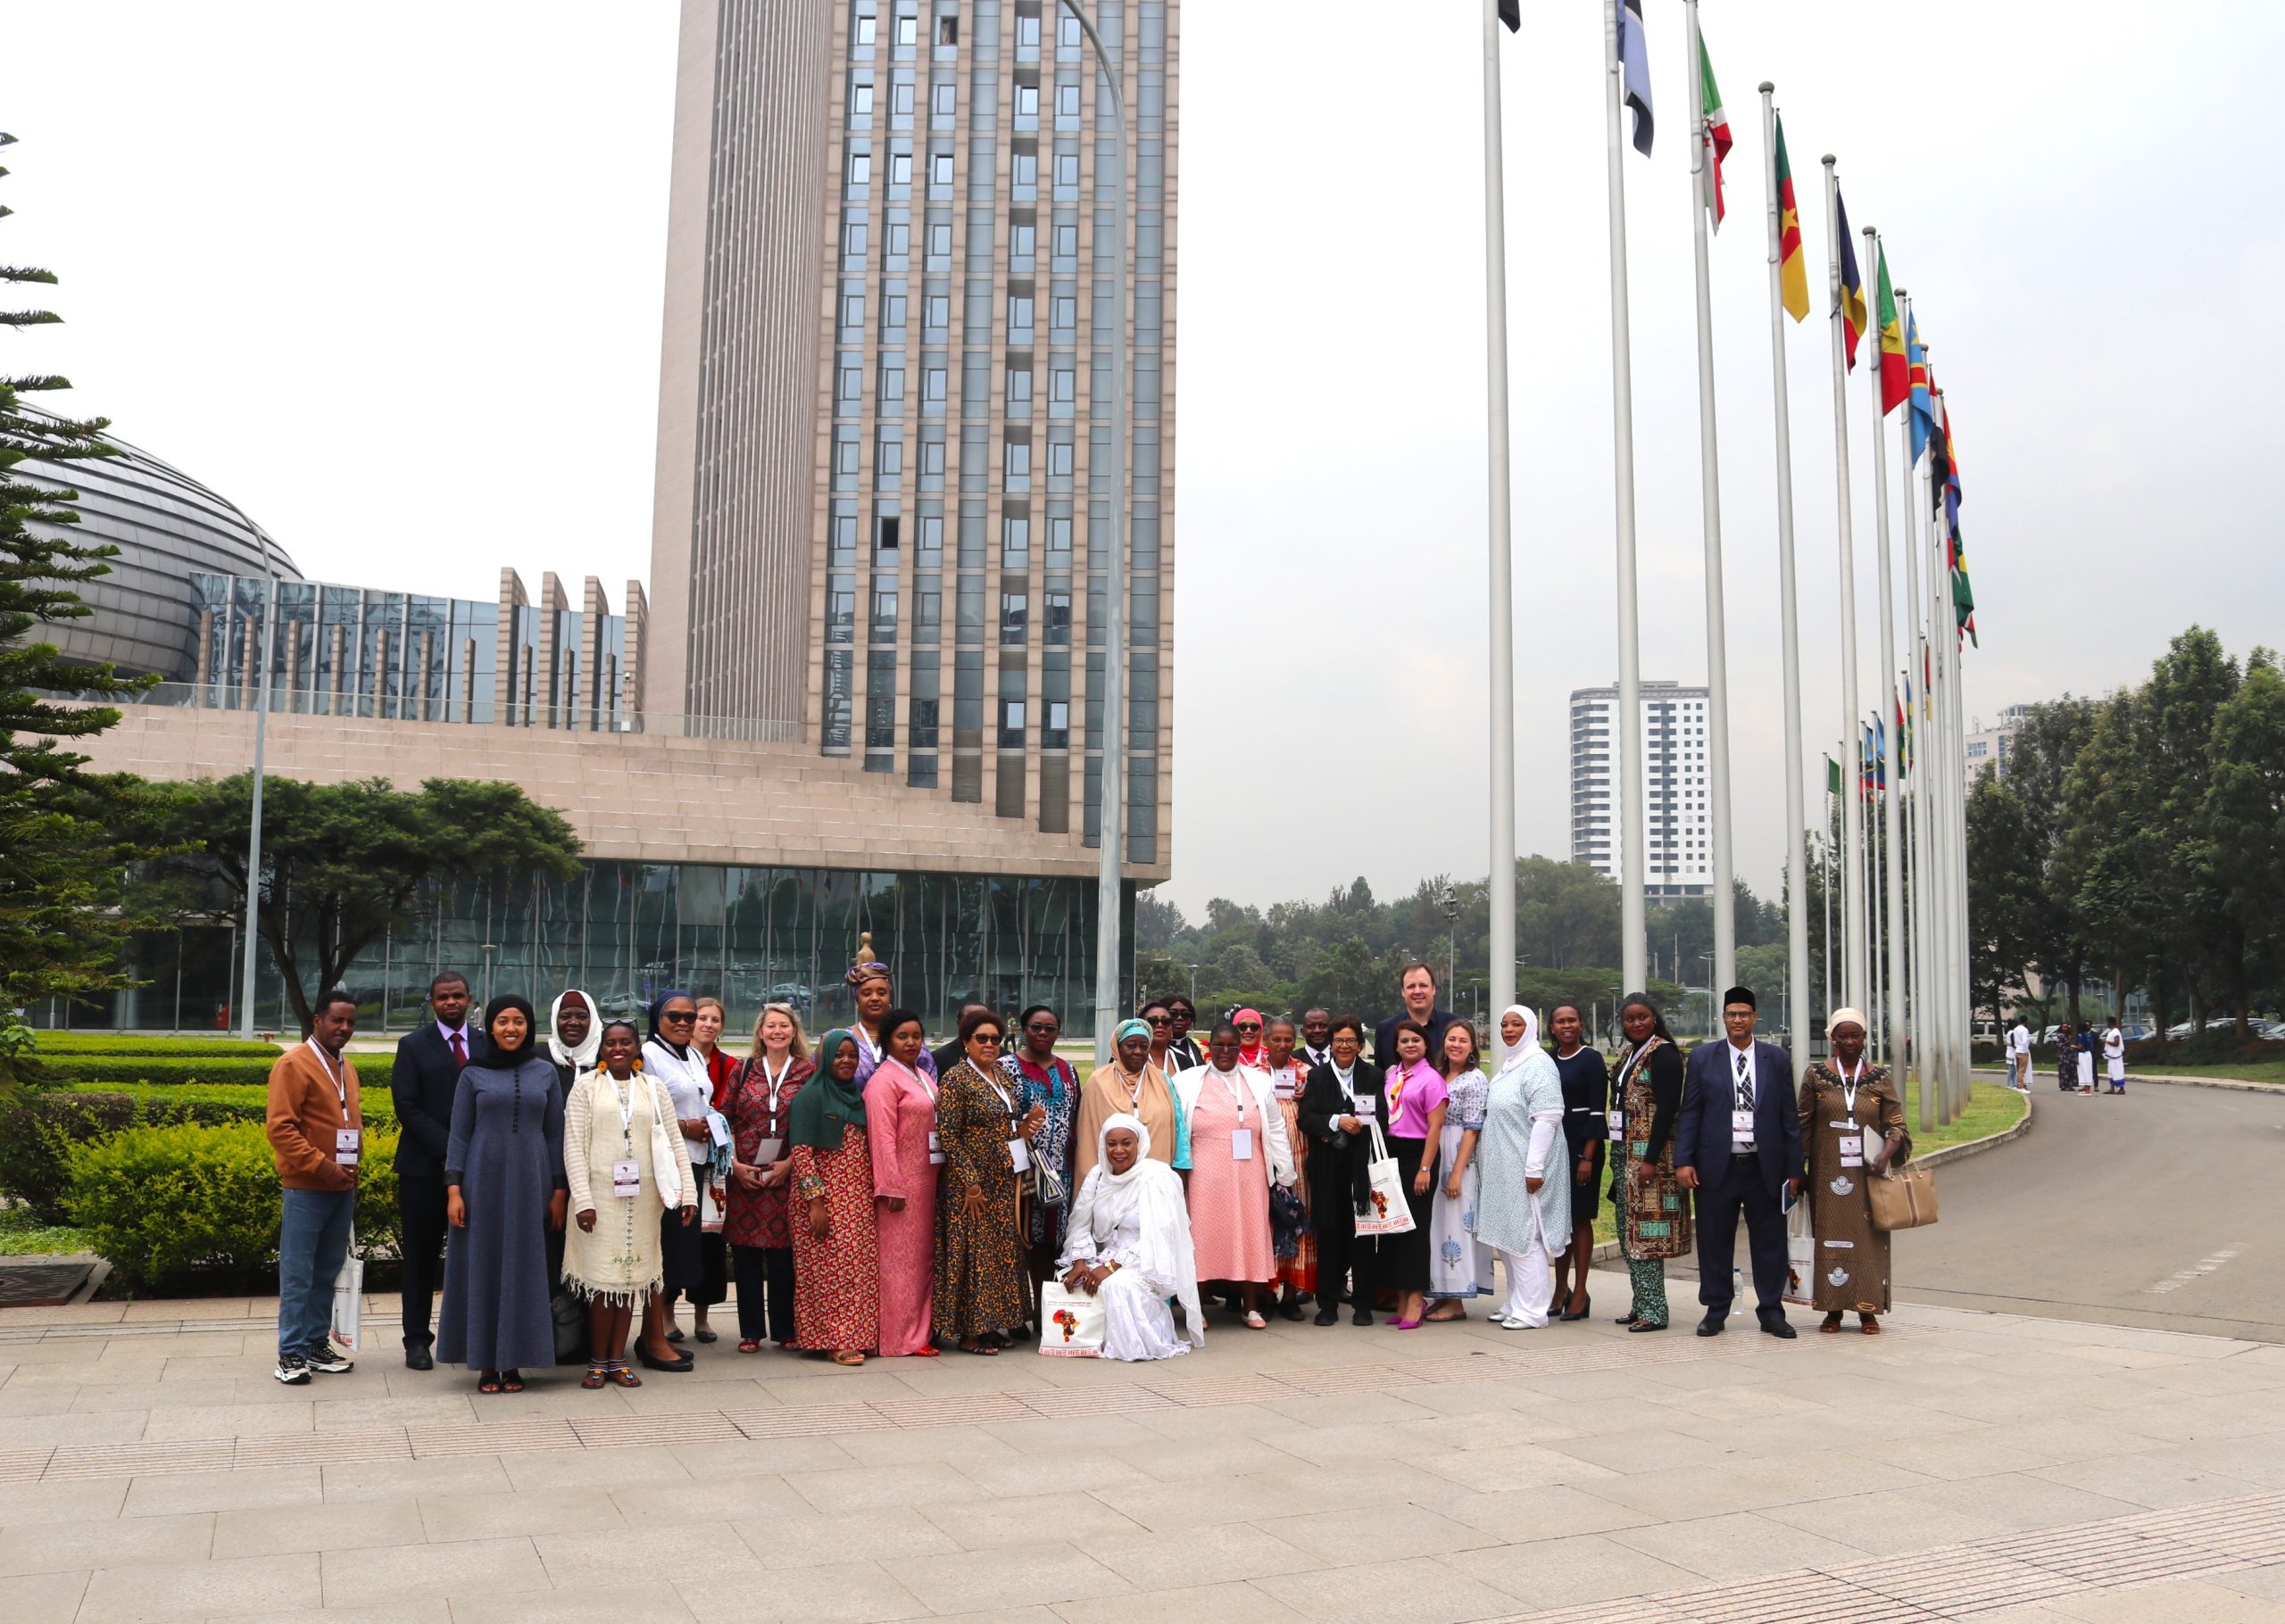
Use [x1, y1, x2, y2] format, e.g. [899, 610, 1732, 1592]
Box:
[1391, 1317, 1422, 1330]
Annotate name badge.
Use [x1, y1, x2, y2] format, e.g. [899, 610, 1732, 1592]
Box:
[1607, 1110, 1624, 1135]
[1009, 1138, 1031, 1174]
[927, 1131, 946, 1165]
[1231, 1126, 1255, 1161]
[1352, 1097, 1375, 1116]
[707, 1115, 732, 1148]
[1838, 1134, 1864, 1168]
[611, 1159, 641, 1197]
[334, 1127, 361, 1166]
[1731, 1108, 1756, 1144]
[755, 1137, 784, 1164]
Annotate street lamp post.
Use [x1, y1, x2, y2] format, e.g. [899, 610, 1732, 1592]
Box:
[1437, 882, 1458, 1007]
[1059, 0, 1132, 1067]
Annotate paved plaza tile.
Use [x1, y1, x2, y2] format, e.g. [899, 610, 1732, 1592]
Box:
[4, 1268, 2283, 1621]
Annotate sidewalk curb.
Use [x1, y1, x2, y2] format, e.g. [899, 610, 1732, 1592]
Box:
[1973, 1066, 2279, 1096]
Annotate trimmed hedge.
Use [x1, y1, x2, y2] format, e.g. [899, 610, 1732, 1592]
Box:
[65, 1122, 401, 1291]
[36, 1055, 291, 1090]
[33, 1034, 285, 1057]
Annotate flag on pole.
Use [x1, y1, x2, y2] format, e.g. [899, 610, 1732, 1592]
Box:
[1898, 684, 1911, 773]
[1699, 33, 1732, 228]
[1499, 0, 1521, 32]
[1835, 189, 1866, 369]
[1774, 116, 1810, 320]
[1907, 308, 1934, 464]
[1826, 755, 1841, 797]
[1875, 246, 1907, 415]
[1874, 717, 1888, 791]
[1616, 0, 1654, 156]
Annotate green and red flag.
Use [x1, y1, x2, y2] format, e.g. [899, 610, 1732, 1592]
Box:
[1774, 116, 1810, 320]
[1875, 245, 1907, 414]
[1699, 34, 1732, 229]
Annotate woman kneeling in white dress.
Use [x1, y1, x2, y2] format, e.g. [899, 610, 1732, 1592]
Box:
[1057, 1114, 1206, 1361]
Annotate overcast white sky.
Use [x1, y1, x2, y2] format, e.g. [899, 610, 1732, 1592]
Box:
[10, 4, 2282, 918]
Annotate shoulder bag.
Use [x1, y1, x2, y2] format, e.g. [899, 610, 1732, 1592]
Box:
[1354, 1120, 1417, 1238]
[1867, 1162, 1938, 1230]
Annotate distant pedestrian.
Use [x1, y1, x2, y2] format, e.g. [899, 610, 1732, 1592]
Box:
[390, 970, 476, 1371]
[267, 989, 363, 1386]
[2076, 1023, 2098, 1094]
[2056, 1022, 2078, 1092]
[2104, 1017, 2127, 1093]
[2007, 1017, 2032, 1090]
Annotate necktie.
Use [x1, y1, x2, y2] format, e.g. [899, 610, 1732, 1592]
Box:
[449, 1030, 466, 1068]
[1733, 1050, 1751, 1113]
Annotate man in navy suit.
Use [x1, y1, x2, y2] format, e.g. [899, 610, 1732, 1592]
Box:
[1674, 987, 1805, 1338]
[391, 970, 478, 1369]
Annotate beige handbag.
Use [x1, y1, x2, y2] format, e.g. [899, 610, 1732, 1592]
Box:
[1867, 1163, 1938, 1230]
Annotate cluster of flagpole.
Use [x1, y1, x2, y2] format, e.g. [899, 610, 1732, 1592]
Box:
[1478, 0, 1982, 1117]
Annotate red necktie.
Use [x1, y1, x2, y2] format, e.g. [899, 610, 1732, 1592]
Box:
[449, 1030, 467, 1068]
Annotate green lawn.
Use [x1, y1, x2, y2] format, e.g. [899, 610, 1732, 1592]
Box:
[0, 1205, 90, 1257]
[1899, 1078, 2029, 1152]
[2127, 1059, 2285, 1086]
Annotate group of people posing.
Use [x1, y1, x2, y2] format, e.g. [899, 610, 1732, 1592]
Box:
[261, 953, 1918, 1387]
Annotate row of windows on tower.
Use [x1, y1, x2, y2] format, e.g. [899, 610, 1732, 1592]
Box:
[847, 149, 1084, 191]
[843, 220, 1082, 263]
[852, 9, 1081, 54]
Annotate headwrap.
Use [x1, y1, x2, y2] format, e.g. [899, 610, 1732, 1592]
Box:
[1114, 1017, 1152, 1046]
[1491, 1004, 1539, 1075]
[483, 994, 539, 1061]
[647, 990, 694, 1057]
[547, 990, 601, 1072]
[844, 931, 891, 990]
[788, 1029, 868, 1153]
[1826, 1007, 1868, 1039]
[1061, 1113, 1205, 1349]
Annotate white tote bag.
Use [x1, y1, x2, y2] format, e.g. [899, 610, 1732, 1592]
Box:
[329, 1223, 364, 1353]
[1782, 1199, 1815, 1307]
[1354, 1121, 1417, 1239]
[1037, 1280, 1106, 1356]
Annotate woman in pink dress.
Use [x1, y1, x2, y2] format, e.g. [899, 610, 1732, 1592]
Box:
[864, 1008, 943, 1357]
[1169, 1022, 1294, 1330]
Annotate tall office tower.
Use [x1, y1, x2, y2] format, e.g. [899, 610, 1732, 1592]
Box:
[647, 0, 1176, 860]
[1569, 683, 1712, 900]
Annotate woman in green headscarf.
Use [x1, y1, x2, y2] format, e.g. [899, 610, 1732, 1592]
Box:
[1076, 1016, 1180, 1184]
[786, 1029, 879, 1364]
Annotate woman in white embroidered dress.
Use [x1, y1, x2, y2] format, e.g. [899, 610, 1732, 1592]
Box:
[1056, 1114, 1205, 1362]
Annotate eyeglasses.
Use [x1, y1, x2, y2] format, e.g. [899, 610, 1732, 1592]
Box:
[1234, 1023, 1261, 1032]
[968, 1031, 1002, 1046]
[660, 1010, 695, 1023]
[1026, 1021, 1059, 1034]
[1145, 1015, 1170, 1027]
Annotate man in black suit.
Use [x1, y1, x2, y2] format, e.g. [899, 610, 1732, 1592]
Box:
[392, 970, 477, 1369]
[1674, 986, 1805, 1339]
[1371, 963, 1458, 1067]
[1296, 1015, 1390, 1326]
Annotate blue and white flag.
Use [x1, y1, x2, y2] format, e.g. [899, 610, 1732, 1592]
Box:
[1616, 0, 1654, 156]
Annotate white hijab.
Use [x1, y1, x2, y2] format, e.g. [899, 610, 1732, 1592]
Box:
[1490, 1004, 1563, 1115]
[1063, 1112, 1205, 1346]
[547, 990, 601, 1072]
[1491, 1004, 1540, 1078]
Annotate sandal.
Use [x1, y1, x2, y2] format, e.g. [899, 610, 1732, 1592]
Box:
[910, 1345, 940, 1357]
[500, 1370, 524, 1393]
[736, 1339, 761, 1354]
[478, 1371, 502, 1395]
[1242, 1310, 1268, 1330]
[1821, 1313, 1844, 1336]
[694, 1328, 719, 1344]
[606, 1363, 642, 1388]
[832, 1350, 867, 1366]
[1860, 1315, 1882, 1336]
[959, 1338, 1001, 1355]
[580, 1362, 609, 1389]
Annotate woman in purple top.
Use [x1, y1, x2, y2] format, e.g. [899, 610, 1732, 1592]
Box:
[1379, 1020, 1449, 1329]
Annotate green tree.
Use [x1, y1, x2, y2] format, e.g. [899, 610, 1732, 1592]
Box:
[137, 776, 583, 1034]
[2205, 651, 2285, 1028]
[0, 133, 164, 1014]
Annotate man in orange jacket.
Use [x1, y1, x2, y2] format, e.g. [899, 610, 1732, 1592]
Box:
[267, 989, 363, 1385]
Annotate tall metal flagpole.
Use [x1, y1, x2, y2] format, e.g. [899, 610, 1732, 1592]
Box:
[1760, 84, 1809, 1071]
[1604, 0, 1649, 996]
[1483, 0, 1519, 1053]
[1821, 156, 1865, 1013]
[1865, 227, 1907, 1075]
[1061, 0, 1129, 1066]
[1901, 287, 1932, 1124]
[1926, 378, 1958, 1118]
[1687, 0, 1734, 996]
[1867, 733, 1883, 1053]
[238, 579, 277, 1039]
[1938, 403, 1969, 1113]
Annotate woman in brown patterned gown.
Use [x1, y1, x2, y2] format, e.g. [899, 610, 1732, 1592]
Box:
[1798, 1008, 1911, 1335]
[933, 1009, 1043, 1355]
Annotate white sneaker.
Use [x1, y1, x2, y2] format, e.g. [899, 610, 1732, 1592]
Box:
[305, 1347, 353, 1375]
[274, 1356, 311, 1385]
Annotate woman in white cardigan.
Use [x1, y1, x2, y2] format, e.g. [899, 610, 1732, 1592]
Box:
[1169, 1023, 1295, 1330]
[562, 1021, 695, 1388]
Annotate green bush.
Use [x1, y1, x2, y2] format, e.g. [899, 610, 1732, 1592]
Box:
[35, 1054, 289, 1090]
[65, 1121, 401, 1291]
[32, 1034, 285, 1057]
[0, 1089, 397, 1226]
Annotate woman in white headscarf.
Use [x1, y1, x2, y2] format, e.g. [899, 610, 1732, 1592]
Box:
[1056, 1113, 1204, 1361]
[1471, 1006, 1573, 1329]
[545, 990, 602, 1093]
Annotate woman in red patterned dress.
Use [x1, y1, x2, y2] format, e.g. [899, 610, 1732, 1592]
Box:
[724, 1003, 813, 1353]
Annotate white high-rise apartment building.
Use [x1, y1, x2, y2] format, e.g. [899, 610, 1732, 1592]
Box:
[1569, 683, 1712, 899]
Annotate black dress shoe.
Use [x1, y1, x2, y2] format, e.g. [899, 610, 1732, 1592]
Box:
[1626, 1319, 1667, 1333]
[1614, 1309, 1640, 1324]
[1759, 1315, 1799, 1339]
[1276, 1297, 1307, 1322]
[403, 1344, 434, 1371]
[1313, 1308, 1340, 1326]
[1696, 1315, 1725, 1337]
[1351, 1310, 1375, 1327]
[636, 1345, 694, 1371]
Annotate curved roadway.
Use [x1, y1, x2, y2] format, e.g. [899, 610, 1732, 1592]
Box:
[1893, 1077, 2285, 1342]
